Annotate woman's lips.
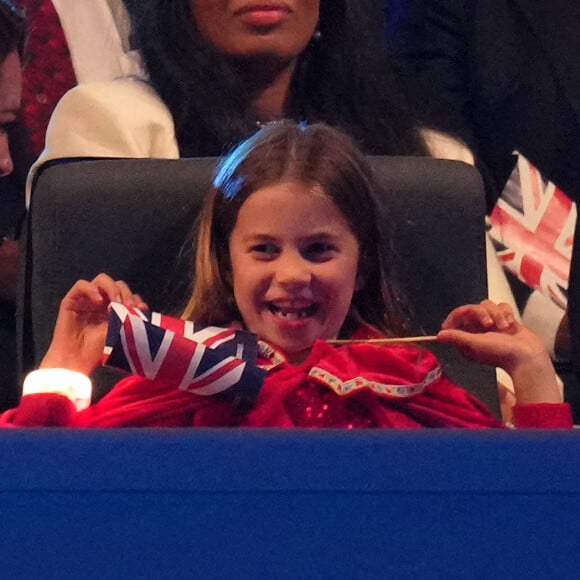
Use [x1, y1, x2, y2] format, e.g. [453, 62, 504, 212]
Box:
[237, 5, 291, 27]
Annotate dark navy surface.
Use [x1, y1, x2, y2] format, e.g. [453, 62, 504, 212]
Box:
[0, 429, 579, 579]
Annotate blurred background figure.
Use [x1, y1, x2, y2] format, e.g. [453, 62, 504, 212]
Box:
[387, 0, 580, 418]
[1, 0, 119, 408]
[0, 0, 28, 410]
[35, 0, 432, 166]
[16, 0, 131, 156]
[0, 0, 133, 410]
[387, 0, 580, 206]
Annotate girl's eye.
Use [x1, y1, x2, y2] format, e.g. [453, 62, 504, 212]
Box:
[304, 242, 337, 261]
[251, 243, 279, 257]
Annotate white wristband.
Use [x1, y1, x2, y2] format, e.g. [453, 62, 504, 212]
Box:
[23, 369, 93, 412]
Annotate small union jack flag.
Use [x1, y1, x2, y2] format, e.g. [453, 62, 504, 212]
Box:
[488, 154, 576, 309]
[103, 303, 266, 412]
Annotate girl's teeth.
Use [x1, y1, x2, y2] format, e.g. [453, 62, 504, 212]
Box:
[276, 310, 307, 320]
[269, 303, 316, 319]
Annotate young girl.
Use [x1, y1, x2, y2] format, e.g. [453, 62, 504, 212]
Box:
[4, 123, 571, 428]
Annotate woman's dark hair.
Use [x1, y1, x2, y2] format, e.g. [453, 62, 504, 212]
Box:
[123, 0, 427, 158]
[0, 0, 26, 64]
[183, 122, 411, 338]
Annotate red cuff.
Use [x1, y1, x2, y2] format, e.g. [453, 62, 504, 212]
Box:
[0, 394, 77, 427]
[512, 403, 573, 428]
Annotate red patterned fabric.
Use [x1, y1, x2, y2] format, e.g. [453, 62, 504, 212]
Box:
[240, 341, 503, 429]
[17, 0, 76, 155]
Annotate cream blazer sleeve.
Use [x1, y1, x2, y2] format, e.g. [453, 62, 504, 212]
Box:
[51, 0, 139, 83]
[26, 79, 179, 206]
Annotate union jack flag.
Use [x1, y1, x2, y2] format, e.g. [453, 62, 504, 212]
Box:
[488, 154, 576, 309]
[103, 303, 266, 412]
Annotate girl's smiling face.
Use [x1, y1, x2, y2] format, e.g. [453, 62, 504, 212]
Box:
[228, 180, 362, 364]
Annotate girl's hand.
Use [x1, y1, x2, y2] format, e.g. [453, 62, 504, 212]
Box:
[40, 273, 148, 376]
[440, 299, 517, 335]
[438, 300, 519, 369]
[437, 300, 561, 404]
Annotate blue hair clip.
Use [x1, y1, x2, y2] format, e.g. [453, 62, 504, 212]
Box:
[214, 121, 308, 198]
[213, 130, 264, 199]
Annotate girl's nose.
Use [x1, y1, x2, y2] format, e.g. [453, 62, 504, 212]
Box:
[275, 252, 312, 287]
[0, 132, 14, 177]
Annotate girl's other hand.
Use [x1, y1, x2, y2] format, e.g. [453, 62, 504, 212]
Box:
[39, 273, 148, 376]
[437, 300, 561, 404]
[440, 299, 516, 335]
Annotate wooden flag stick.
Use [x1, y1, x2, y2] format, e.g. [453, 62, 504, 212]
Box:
[328, 335, 439, 346]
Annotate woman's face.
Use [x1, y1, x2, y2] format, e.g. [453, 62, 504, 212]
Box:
[191, 0, 320, 64]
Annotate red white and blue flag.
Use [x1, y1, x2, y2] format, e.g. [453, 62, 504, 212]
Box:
[488, 154, 576, 309]
[103, 303, 265, 411]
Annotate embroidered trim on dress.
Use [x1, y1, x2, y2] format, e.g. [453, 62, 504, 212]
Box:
[308, 365, 442, 398]
[257, 341, 286, 370]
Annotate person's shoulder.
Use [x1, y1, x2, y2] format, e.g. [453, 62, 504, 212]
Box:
[421, 128, 475, 165]
[43, 77, 178, 158]
[56, 78, 169, 116]
[26, 77, 179, 205]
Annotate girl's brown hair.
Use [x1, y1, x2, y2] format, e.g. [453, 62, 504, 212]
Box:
[182, 122, 411, 337]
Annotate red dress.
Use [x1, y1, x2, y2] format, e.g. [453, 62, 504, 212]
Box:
[0, 338, 572, 429]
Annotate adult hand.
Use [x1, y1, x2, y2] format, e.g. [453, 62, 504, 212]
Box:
[438, 300, 561, 404]
[40, 273, 148, 376]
